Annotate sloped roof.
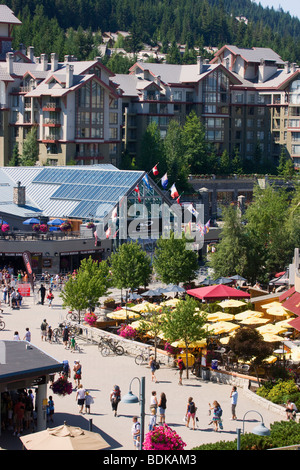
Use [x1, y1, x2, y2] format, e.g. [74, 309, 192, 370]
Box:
[0, 5, 22, 25]
[213, 45, 285, 65]
[0, 165, 145, 220]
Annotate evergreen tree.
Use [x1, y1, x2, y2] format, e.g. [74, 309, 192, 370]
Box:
[21, 128, 39, 166]
[8, 143, 20, 166]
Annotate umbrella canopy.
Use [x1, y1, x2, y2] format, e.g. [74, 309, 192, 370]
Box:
[20, 422, 110, 450]
[228, 275, 247, 281]
[162, 284, 186, 293]
[234, 310, 263, 321]
[261, 301, 284, 309]
[218, 299, 247, 309]
[171, 339, 206, 348]
[205, 321, 240, 335]
[239, 317, 270, 326]
[200, 278, 215, 286]
[187, 284, 251, 301]
[266, 306, 290, 317]
[23, 217, 40, 225]
[213, 277, 233, 285]
[207, 311, 235, 322]
[130, 302, 161, 313]
[142, 288, 165, 297]
[260, 333, 284, 343]
[128, 292, 142, 301]
[47, 218, 65, 225]
[256, 323, 288, 335]
[131, 320, 151, 330]
[106, 309, 140, 320]
[160, 298, 181, 308]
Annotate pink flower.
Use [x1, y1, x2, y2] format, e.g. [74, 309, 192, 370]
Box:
[143, 425, 186, 450]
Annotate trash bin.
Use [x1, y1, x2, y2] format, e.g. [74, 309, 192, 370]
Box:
[202, 367, 210, 381]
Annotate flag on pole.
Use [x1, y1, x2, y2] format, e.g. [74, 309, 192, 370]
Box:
[111, 206, 118, 223]
[94, 230, 98, 246]
[105, 227, 111, 239]
[176, 195, 181, 205]
[152, 164, 159, 176]
[170, 183, 179, 199]
[186, 203, 199, 218]
[205, 219, 210, 233]
[161, 173, 168, 189]
[134, 185, 141, 202]
[143, 174, 152, 190]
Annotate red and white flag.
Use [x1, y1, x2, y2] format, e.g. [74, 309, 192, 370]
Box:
[105, 227, 111, 239]
[170, 183, 179, 199]
[176, 195, 181, 205]
[134, 185, 141, 202]
[111, 206, 118, 223]
[152, 164, 159, 176]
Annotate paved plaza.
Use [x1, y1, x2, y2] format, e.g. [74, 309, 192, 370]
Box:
[0, 284, 286, 451]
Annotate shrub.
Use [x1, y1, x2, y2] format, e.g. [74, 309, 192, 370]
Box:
[256, 379, 300, 404]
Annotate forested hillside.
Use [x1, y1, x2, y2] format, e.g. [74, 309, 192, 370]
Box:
[2, 0, 300, 63]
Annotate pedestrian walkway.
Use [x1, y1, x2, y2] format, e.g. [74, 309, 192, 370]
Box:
[0, 290, 284, 451]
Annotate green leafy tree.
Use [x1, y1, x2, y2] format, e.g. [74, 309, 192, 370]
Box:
[60, 257, 111, 321]
[228, 327, 273, 385]
[137, 121, 164, 171]
[182, 111, 209, 174]
[110, 241, 152, 292]
[153, 231, 198, 285]
[210, 205, 248, 278]
[163, 119, 190, 192]
[21, 128, 39, 166]
[161, 296, 208, 378]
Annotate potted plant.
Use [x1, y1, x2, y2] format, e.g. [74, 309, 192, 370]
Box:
[40, 224, 48, 233]
[50, 375, 73, 396]
[1, 224, 9, 232]
[32, 224, 40, 232]
[84, 311, 98, 326]
[143, 425, 186, 450]
[86, 222, 95, 229]
[117, 324, 137, 340]
[60, 221, 72, 232]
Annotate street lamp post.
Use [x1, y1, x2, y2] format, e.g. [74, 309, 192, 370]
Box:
[121, 376, 145, 450]
[236, 410, 270, 450]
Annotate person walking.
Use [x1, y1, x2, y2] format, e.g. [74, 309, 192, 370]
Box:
[230, 386, 238, 420]
[73, 361, 82, 389]
[131, 416, 140, 450]
[47, 325, 53, 343]
[148, 407, 157, 431]
[185, 397, 197, 430]
[39, 284, 46, 305]
[63, 325, 69, 348]
[47, 288, 54, 307]
[13, 331, 20, 340]
[23, 327, 31, 342]
[110, 385, 121, 417]
[209, 400, 223, 432]
[177, 356, 185, 385]
[75, 384, 86, 414]
[149, 356, 158, 383]
[150, 391, 158, 413]
[85, 391, 94, 414]
[158, 392, 167, 425]
[40, 319, 48, 341]
[47, 396, 55, 423]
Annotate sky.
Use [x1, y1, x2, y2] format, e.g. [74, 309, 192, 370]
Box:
[252, 0, 300, 19]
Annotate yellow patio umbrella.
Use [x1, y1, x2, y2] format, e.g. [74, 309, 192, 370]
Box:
[130, 320, 151, 329]
[218, 299, 247, 308]
[264, 355, 278, 364]
[290, 348, 300, 362]
[261, 301, 284, 309]
[171, 339, 206, 348]
[275, 319, 296, 329]
[239, 317, 271, 325]
[256, 323, 288, 335]
[207, 311, 235, 322]
[160, 298, 181, 308]
[234, 310, 263, 320]
[130, 302, 161, 313]
[266, 306, 290, 317]
[205, 321, 240, 335]
[261, 333, 284, 342]
[106, 310, 140, 320]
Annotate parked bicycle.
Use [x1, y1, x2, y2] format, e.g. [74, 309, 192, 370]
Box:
[135, 347, 152, 365]
[0, 315, 5, 331]
[66, 311, 79, 321]
[98, 337, 125, 357]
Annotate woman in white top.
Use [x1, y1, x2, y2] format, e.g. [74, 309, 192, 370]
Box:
[13, 331, 20, 340]
[75, 384, 86, 413]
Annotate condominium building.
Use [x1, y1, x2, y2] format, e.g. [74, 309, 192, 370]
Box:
[114, 46, 300, 169]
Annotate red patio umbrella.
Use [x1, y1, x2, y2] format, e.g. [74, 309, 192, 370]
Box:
[186, 284, 251, 301]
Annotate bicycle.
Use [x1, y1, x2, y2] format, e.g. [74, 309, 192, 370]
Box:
[0, 315, 5, 331]
[98, 337, 125, 356]
[66, 311, 79, 321]
[135, 347, 151, 366]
